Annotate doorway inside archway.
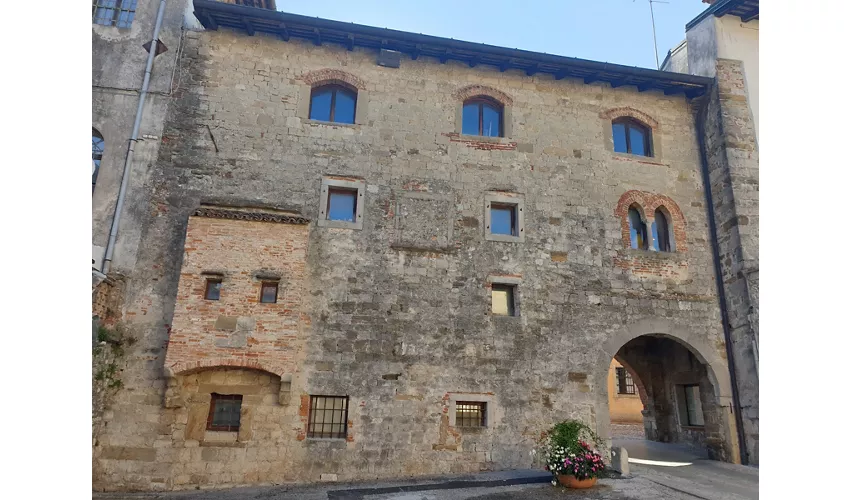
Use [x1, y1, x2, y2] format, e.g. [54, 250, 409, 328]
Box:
[605, 334, 732, 462]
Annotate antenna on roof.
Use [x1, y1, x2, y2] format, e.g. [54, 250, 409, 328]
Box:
[636, 0, 669, 70]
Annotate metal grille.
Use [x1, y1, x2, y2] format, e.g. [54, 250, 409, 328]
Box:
[92, 1, 138, 28]
[207, 394, 243, 431]
[616, 367, 636, 395]
[455, 402, 487, 428]
[307, 395, 349, 439]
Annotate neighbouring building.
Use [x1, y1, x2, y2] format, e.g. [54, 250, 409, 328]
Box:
[92, 0, 759, 491]
[606, 360, 644, 424]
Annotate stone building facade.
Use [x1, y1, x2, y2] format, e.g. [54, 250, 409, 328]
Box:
[92, 0, 758, 491]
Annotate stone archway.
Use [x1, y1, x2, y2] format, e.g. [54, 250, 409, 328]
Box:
[593, 318, 740, 464]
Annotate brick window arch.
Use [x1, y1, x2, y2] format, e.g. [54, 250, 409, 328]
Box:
[615, 191, 687, 252]
[600, 107, 661, 158]
[453, 85, 513, 138]
[297, 69, 367, 125]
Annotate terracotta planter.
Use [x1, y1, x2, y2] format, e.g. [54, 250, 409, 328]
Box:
[557, 475, 598, 489]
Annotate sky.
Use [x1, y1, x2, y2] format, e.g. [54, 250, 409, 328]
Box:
[275, 0, 710, 70]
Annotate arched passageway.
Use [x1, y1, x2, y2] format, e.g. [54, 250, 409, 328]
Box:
[594, 319, 740, 464]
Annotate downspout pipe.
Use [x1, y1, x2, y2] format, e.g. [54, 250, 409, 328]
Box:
[102, 0, 169, 274]
[695, 90, 749, 465]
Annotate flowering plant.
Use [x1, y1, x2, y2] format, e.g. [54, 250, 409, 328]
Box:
[533, 419, 606, 481]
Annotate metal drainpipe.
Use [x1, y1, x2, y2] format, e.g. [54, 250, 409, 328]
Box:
[101, 0, 169, 274]
[695, 90, 749, 466]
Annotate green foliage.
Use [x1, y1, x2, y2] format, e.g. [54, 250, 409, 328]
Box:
[548, 419, 603, 456]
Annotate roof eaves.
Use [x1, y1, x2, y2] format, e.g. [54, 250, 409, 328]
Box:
[193, 0, 712, 98]
[686, 0, 759, 31]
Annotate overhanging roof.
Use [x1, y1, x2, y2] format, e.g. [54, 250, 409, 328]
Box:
[193, 0, 713, 98]
[687, 0, 759, 30]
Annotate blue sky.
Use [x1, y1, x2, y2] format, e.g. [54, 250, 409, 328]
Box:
[277, 1, 709, 70]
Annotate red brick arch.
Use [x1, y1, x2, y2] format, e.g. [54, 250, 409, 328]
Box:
[299, 68, 366, 90]
[599, 106, 659, 129]
[165, 358, 286, 379]
[614, 190, 687, 252]
[453, 84, 513, 106]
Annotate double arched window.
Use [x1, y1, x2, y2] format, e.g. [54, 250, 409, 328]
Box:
[462, 97, 503, 137]
[309, 84, 357, 124]
[93, 128, 104, 193]
[612, 117, 652, 157]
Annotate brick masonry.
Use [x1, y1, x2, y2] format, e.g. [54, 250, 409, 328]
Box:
[92, 27, 750, 491]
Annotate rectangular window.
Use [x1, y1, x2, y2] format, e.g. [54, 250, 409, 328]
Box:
[207, 394, 243, 432]
[683, 385, 705, 426]
[205, 279, 222, 301]
[260, 282, 278, 304]
[491, 284, 516, 316]
[92, 0, 137, 28]
[307, 395, 349, 439]
[490, 204, 517, 236]
[327, 188, 358, 222]
[616, 367, 636, 395]
[455, 401, 487, 428]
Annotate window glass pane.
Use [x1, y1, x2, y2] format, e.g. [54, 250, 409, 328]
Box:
[491, 286, 513, 316]
[490, 205, 514, 235]
[628, 208, 646, 250]
[651, 221, 659, 251]
[685, 386, 705, 426]
[655, 210, 671, 252]
[462, 103, 480, 135]
[334, 90, 356, 124]
[629, 126, 647, 156]
[309, 88, 333, 121]
[613, 123, 628, 153]
[327, 189, 357, 222]
[261, 283, 277, 303]
[481, 104, 501, 137]
[205, 280, 221, 300]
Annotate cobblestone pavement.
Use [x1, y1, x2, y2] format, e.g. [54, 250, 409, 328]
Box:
[609, 423, 645, 440]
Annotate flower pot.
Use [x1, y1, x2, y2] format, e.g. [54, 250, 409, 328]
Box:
[557, 475, 597, 489]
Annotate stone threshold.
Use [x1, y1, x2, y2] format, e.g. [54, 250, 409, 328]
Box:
[326, 470, 552, 499]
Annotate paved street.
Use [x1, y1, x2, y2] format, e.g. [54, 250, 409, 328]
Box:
[94, 432, 757, 500]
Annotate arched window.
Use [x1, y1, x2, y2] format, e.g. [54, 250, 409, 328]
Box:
[309, 84, 357, 124]
[612, 117, 652, 156]
[652, 208, 674, 252]
[92, 128, 104, 193]
[628, 206, 648, 250]
[462, 97, 503, 137]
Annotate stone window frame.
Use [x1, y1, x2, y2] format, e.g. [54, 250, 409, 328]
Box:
[453, 85, 514, 141]
[600, 107, 664, 161]
[447, 393, 496, 429]
[486, 274, 522, 318]
[484, 192, 525, 242]
[318, 177, 366, 230]
[297, 69, 368, 126]
[615, 190, 687, 253]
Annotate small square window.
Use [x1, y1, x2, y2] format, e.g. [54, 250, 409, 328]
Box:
[327, 188, 358, 222]
[318, 178, 366, 230]
[207, 394, 242, 432]
[491, 284, 516, 316]
[307, 395, 349, 439]
[205, 279, 222, 301]
[260, 282, 278, 304]
[485, 193, 524, 242]
[490, 204, 517, 236]
[455, 401, 487, 428]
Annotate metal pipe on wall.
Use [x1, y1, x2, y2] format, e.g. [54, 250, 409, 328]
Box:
[102, 0, 169, 274]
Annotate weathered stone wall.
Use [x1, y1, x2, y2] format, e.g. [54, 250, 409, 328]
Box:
[700, 58, 759, 464]
[93, 27, 736, 490]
